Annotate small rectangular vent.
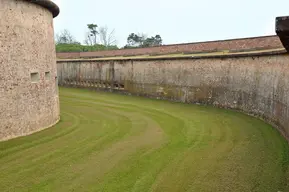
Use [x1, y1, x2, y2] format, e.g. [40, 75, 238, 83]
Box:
[45, 71, 51, 80]
[30, 72, 39, 83]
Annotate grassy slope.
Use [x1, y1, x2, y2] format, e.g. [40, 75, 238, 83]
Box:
[0, 87, 289, 192]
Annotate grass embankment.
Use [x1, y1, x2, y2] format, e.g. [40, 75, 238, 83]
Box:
[0, 87, 289, 192]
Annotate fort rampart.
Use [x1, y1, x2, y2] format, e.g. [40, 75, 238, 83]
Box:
[56, 35, 283, 59]
[57, 37, 289, 142]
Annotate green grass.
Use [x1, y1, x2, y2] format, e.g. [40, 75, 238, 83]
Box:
[1, 87, 289, 192]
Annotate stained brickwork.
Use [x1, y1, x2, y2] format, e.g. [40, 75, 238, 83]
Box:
[56, 36, 283, 59]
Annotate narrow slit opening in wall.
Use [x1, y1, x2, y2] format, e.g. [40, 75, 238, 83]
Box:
[30, 72, 39, 83]
[117, 84, 125, 90]
[45, 71, 51, 80]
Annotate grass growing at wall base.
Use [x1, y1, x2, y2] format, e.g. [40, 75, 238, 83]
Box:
[0, 87, 289, 192]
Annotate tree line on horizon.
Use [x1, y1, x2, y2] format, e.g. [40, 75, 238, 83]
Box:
[55, 24, 163, 52]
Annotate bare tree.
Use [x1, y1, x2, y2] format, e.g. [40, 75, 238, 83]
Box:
[55, 29, 76, 44]
[99, 26, 117, 47]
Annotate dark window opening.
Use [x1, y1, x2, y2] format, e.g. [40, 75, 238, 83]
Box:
[45, 71, 51, 80]
[31, 72, 39, 83]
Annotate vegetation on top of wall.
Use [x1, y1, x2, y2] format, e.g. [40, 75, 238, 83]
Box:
[123, 33, 163, 49]
[55, 24, 163, 52]
[55, 28, 119, 52]
[56, 43, 118, 53]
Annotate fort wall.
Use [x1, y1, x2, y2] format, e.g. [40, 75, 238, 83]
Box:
[0, 0, 60, 141]
[56, 35, 283, 59]
[57, 52, 289, 142]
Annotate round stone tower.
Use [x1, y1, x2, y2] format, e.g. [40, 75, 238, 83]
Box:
[0, 0, 60, 141]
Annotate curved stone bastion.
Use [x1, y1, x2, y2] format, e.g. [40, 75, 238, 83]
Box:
[57, 16, 289, 143]
[0, 0, 60, 141]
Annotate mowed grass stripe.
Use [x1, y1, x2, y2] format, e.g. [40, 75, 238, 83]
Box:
[0, 109, 123, 173]
[0, 87, 288, 192]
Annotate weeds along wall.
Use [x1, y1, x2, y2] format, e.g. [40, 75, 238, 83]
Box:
[57, 53, 289, 142]
[0, 0, 60, 141]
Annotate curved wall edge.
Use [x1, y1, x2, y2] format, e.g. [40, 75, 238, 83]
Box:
[0, 0, 60, 141]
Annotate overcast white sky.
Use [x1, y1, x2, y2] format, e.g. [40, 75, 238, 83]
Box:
[51, 0, 289, 47]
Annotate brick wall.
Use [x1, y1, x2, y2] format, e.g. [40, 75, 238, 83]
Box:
[56, 35, 283, 59]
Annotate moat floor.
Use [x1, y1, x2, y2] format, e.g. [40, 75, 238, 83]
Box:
[0, 87, 289, 192]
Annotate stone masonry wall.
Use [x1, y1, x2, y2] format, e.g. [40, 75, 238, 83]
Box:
[57, 53, 289, 142]
[56, 35, 283, 59]
[0, 0, 60, 141]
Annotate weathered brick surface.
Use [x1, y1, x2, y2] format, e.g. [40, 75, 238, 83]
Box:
[57, 54, 289, 142]
[56, 36, 283, 59]
[0, 0, 60, 141]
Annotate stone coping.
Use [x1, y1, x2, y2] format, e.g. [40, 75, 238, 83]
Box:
[26, 0, 60, 18]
